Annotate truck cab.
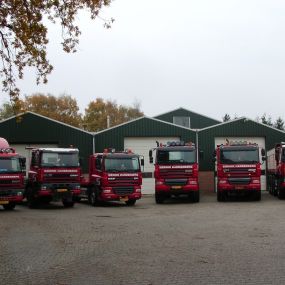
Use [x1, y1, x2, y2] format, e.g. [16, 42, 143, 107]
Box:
[80, 148, 143, 206]
[25, 147, 81, 208]
[214, 141, 264, 201]
[0, 147, 26, 210]
[149, 141, 201, 204]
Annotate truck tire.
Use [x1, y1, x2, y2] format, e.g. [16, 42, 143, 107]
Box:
[155, 193, 165, 204]
[88, 187, 99, 206]
[217, 190, 225, 202]
[254, 191, 261, 201]
[191, 191, 200, 203]
[73, 196, 81, 202]
[277, 188, 284, 199]
[3, 203, 16, 210]
[62, 200, 74, 207]
[125, 199, 136, 206]
[26, 187, 38, 209]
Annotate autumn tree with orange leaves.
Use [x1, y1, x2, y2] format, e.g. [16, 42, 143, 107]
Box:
[0, 95, 144, 130]
[83, 98, 144, 132]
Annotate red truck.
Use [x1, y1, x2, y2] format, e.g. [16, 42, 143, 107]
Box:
[0, 138, 26, 210]
[267, 142, 285, 199]
[80, 148, 143, 206]
[25, 147, 81, 208]
[214, 141, 265, 201]
[149, 141, 201, 204]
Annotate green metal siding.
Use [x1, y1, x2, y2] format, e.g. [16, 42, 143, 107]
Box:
[94, 117, 196, 152]
[155, 108, 221, 129]
[199, 119, 285, 171]
[0, 113, 93, 172]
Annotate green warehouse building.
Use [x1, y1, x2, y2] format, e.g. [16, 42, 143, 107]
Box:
[1, 108, 285, 193]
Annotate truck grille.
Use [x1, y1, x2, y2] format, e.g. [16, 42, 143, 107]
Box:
[113, 187, 134, 195]
[108, 178, 138, 186]
[228, 178, 251, 185]
[0, 179, 12, 184]
[44, 175, 78, 182]
[159, 170, 190, 179]
[0, 190, 13, 197]
[165, 179, 188, 186]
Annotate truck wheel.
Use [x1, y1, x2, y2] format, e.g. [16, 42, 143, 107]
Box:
[217, 190, 225, 202]
[26, 188, 38, 209]
[88, 187, 99, 206]
[191, 191, 200, 203]
[73, 196, 81, 202]
[278, 189, 284, 199]
[254, 191, 261, 201]
[125, 199, 136, 206]
[3, 203, 16, 210]
[62, 200, 74, 207]
[155, 193, 164, 204]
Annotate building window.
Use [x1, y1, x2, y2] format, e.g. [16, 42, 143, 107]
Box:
[173, 116, 191, 128]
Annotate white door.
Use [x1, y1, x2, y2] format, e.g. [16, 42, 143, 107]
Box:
[124, 137, 179, 194]
[214, 137, 266, 191]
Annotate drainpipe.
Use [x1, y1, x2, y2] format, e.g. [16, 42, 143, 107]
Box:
[195, 129, 199, 162]
[92, 134, 95, 154]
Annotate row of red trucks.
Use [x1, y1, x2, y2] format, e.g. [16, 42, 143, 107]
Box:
[1, 137, 285, 210]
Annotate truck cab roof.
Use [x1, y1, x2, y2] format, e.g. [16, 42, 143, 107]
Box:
[33, 148, 79, 153]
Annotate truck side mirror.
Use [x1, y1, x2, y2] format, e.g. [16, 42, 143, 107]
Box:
[79, 157, 83, 166]
[149, 150, 153, 164]
[262, 156, 266, 161]
[199, 150, 204, 159]
[19, 157, 26, 171]
[141, 158, 144, 166]
[261, 148, 266, 157]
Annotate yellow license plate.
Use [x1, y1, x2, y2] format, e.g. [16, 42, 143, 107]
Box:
[171, 186, 182, 190]
[120, 197, 129, 202]
[235, 186, 244, 190]
[57, 189, 68, 193]
[0, 200, 9, 205]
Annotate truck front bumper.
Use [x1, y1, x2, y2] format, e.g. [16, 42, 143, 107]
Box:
[0, 189, 24, 204]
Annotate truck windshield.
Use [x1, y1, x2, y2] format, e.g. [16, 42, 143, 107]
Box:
[41, 152, 79, 167]
[104, 157, 140, 172]
[220, 149, 259, 164]
[156, 150, 196, 164]
[0, 157, 21, 173]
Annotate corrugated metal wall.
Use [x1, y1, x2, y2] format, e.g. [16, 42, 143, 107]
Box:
[0, 113, 93, 172]
[2, 113, 285, 175]
[198, 118, 285, 171]
[154, 108, 221, 129]
[94, 117, 197, 152]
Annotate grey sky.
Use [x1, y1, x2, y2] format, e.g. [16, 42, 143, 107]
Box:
[3, 0, 285, 122]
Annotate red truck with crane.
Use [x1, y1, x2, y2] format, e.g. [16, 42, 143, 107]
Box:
[80, 148, 143, 206]
[24, 147, 81, 208]
[213, 140, 265, 201]
[267, 142, 285, 199]
[0, 138, 26, 210]
[149, 141, 201, 204]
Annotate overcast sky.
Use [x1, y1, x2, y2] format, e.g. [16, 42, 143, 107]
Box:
[3, 0, 285, 122]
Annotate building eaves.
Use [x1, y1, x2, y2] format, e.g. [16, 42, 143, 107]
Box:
[0, 111, 93, 135]
[199, 117, 285, 134]
[93, 115, 198, 136]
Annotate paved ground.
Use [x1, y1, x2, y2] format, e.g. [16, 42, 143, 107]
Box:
[1, 192, 285, 285]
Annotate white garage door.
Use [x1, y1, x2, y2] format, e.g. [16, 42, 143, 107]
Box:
[214, 137, 266, 191]
[10, 143, 58, 175]
[124, 137, 179, 194]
